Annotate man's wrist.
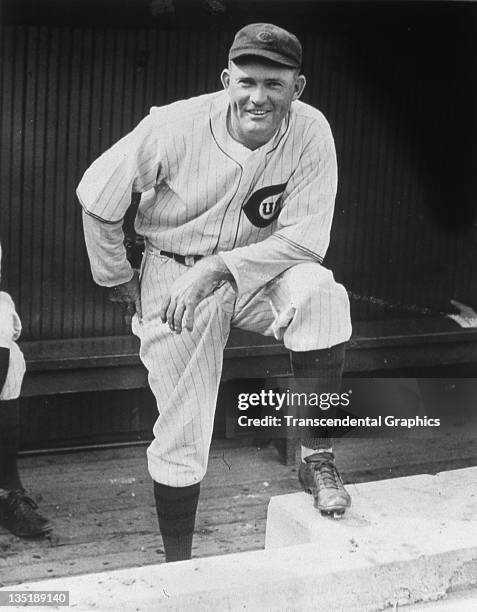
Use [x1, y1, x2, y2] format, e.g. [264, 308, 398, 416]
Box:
[207, 255, 234, 281]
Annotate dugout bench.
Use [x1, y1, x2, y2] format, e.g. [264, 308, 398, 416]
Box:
[18, 317, 477, 462]
[20, 317, 477, 398]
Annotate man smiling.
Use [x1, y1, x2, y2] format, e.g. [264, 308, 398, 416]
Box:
[221, 58, 306, 150]
[78, 23, 352, 562]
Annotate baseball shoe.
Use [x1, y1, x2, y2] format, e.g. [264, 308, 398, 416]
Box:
[0, 488, 51, 537]
[298, 451, 351, 518]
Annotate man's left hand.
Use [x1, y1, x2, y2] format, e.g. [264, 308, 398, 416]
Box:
[159, 255, 233, 333]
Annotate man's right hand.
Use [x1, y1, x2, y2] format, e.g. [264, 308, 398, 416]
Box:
[108, 270, 142, 324]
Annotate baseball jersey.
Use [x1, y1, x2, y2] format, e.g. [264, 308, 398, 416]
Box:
[77, 90, 338, 296]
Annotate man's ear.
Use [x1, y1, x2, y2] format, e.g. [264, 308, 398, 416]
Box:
[292, 74, 306, 101]
[221, 68, 231, 90]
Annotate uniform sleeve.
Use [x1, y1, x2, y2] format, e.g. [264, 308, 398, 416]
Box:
[219, 120, 337, 295]
[82, 212, 134, 287]
[77, 114, 163, 286]
[0, 343, 25, 400]
[0, 292, 25, 400]
[0, 292, 16, 348]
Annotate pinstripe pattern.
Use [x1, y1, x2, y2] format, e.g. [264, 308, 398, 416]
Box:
[78, 90, 338, 294]
[132, 251, 234, 486]
[79, 87, 351, 486]
[233, 263, 351, 352]
[133, 252, 350, 486]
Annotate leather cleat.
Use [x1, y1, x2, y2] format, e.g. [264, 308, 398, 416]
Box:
[0, 488, 51, 538]
[298, 451, 351, 518]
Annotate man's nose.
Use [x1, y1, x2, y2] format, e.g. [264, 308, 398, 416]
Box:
[249, 86, 267, 105]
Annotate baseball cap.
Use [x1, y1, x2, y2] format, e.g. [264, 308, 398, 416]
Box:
[229, 23, 302, 69]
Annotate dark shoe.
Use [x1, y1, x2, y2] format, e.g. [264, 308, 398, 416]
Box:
[298, 451, 351, 518]
[0, 489, 51, 537]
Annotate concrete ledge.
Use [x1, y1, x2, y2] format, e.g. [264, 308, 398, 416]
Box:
[3, 468, 477, 612]
[409, 588, 477, 610]
[3, 539, 477, 612]
[266, 466, 477, 550]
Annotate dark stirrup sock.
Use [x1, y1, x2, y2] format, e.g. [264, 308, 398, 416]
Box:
[153, 481, 200, 562]
[291, 343, 347, 453]
[0, 399, 22, 491]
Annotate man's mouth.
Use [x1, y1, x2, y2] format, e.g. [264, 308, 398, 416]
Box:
[246, 109, 270, 117]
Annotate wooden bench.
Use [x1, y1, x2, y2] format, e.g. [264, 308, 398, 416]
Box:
[19, 317, 477, 398]
[19, 317, 477, 463]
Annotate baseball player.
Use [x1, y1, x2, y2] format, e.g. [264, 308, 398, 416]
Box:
[0, 242, 51, 537]
[77, 23, 352, 561]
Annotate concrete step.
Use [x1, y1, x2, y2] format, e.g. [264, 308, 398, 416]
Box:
[266, 465, 477, 550]
[2, 467, 476, 611]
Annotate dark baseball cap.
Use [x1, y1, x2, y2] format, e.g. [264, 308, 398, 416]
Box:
[229, 23, 302, 69]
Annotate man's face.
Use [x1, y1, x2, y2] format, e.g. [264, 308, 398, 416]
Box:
[221, 59, 306, 150]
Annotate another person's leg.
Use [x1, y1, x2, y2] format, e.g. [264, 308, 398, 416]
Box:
[0, 397, 51, 537]
[0, 344, 50, 537]
[233, 262, 352, 516]
[133, 252, 235, 561]
[0, 348, 21, 490]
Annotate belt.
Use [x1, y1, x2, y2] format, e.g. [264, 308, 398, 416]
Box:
[160, 250, 204, 266]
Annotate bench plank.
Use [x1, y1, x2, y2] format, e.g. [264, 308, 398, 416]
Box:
[18, 318, 477, 397]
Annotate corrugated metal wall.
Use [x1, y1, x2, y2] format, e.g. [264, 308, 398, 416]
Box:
[0, 26, 232, 340]
[1, 22, 476, 341]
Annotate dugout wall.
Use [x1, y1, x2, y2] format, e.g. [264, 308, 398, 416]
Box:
[1, 0, 476, 342]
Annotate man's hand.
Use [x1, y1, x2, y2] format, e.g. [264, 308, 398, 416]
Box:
[160, 255, 233, 333]
[108, 270, 142, 324]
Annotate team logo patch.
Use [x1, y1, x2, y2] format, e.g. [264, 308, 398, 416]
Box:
[257, 31, 274, 43]
[243, 183, 287, 228]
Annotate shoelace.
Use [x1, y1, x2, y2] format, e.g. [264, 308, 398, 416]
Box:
[8, 490, 39, 512]
[309, 455, 342, 490]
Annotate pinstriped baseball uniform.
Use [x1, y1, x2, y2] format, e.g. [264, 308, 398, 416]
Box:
[0, 246, 26, 401]
[78, 89, 352, 486]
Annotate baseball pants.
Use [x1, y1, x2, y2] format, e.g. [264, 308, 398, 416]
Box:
[132, 248, 352, 487]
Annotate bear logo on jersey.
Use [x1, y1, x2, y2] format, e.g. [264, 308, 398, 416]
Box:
[243, 182, 288, 228]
